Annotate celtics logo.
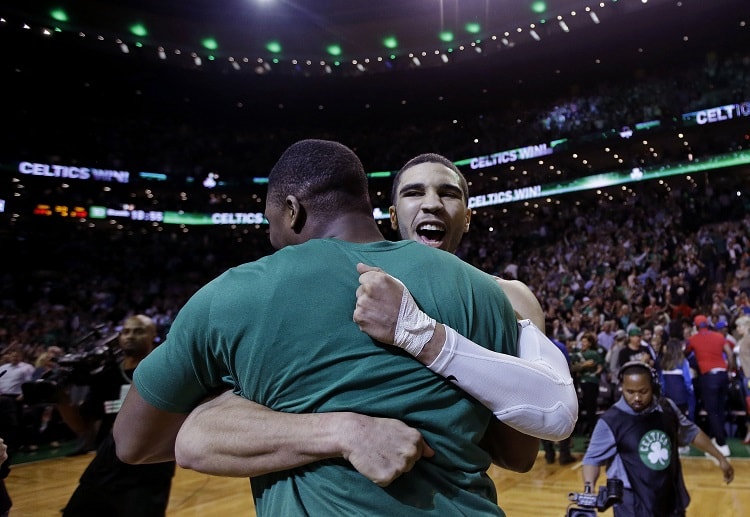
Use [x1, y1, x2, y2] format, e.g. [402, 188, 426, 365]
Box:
[639, 429, 672, 471]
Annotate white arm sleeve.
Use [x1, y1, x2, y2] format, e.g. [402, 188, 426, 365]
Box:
[427, 320, 578, 441]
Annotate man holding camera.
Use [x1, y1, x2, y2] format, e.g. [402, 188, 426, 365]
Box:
[581, 361, 733, 517]
[57, 314, 175, 516]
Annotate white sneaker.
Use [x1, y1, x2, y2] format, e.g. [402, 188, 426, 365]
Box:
[711, 438, 731, 457]
[678, 446, 691, 455]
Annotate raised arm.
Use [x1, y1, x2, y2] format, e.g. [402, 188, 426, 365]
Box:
[174, 390, 433, 485]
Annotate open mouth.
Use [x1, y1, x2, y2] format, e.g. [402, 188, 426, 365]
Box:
[416, 223, 446, 247]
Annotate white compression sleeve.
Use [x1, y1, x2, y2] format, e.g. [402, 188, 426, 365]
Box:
[427, 320, 578, 441]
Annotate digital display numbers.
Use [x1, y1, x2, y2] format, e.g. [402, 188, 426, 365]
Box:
[129, 209, 164, 222]
[33, 204, 89, 218]
[87, 205, 164, 222]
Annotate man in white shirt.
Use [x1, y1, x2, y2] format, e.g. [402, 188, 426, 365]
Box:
[0, 351, 33, 397]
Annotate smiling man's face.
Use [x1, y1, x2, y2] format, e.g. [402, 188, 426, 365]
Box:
[389, 162, 471, 253]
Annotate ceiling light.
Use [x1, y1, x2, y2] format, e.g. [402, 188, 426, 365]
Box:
[201, 38, 218, 51]
[382, 36, 398, 49]
[266, 41, 282, 53]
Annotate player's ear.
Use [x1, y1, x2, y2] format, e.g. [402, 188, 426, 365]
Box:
[463, 207, 472, 233]
[286, 195, 306, 232]
[389, 205, 398, 231]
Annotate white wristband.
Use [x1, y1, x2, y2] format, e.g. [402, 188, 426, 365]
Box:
[393, 285, 436, 357]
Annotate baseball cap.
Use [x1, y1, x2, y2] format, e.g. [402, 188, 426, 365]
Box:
[694, 315, 709, 328]
[614, 329, 627, 340]
[628, 326, 642, 337]
[715, 320, 728, 330]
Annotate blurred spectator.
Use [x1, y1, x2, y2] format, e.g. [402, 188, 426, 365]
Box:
[733, 315, 750, 444]
[571, 333, 605, 436]
[686, 315, 735, 456]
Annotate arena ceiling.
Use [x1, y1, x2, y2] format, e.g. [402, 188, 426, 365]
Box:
[1, 0, 748, 223]
[1, 0, 745, 80]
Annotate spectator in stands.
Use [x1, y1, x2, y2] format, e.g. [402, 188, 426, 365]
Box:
[572, 333, 605, 436]
[659, 337, 696, 422]
[733, 315, 750, 444]
[0, 351, 33, 456]
[685, 314, 735, 457]
[597, 320, 616, 355]
[605, 329, 627, 397]
[715, 319, 736, 349]
[616, 326, 654, 370]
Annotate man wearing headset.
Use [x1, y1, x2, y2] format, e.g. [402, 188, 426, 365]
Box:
[581, 361, 733, 516]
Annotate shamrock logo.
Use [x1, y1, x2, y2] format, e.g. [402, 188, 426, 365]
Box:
[648, 441, 669, 466]
[639, 429, 671, 471]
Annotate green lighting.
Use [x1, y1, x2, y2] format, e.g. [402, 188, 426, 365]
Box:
[465, 22, 481, 34]
[531, 1, 547, 14]
[382, 36, 398, 49]
[272, 58, 279, 64]
[135, 42, 143, 48]
[439, 31, 454, 43]
[129, 23, 147, 37]
[266, 41, 282, 53]
[208, 55, 215, 61]
[50, 9, 68, 22]
[201, 38, 218, 51]
[368, 171, 393, 178]
[326, 44, 342, 56]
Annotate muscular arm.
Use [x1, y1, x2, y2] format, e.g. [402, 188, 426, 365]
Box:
[479, 418, 539, 472]
[113, 384, 189, 464]
[174, 390, 433, 485]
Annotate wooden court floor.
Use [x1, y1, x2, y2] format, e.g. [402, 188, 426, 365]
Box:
[6, 450, 749, 516]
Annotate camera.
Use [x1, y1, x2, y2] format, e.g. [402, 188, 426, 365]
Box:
[22, 328, 121, 405]
[566, 478, 623, 516]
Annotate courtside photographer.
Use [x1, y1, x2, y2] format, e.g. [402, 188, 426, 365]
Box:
[581, 361, 733, 516]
